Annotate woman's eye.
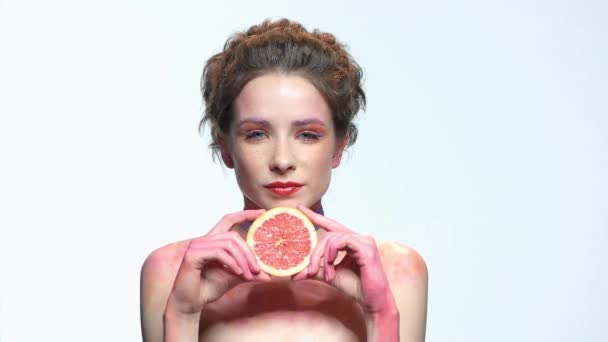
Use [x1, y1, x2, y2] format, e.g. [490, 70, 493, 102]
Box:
[299, 132, 320, 141]
[244, 131, 266, 140]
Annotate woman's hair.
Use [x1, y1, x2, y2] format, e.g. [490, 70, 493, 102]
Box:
[199, 18, 366, 163]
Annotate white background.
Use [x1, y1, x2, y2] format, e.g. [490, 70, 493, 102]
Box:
[1, 0, 606, 341]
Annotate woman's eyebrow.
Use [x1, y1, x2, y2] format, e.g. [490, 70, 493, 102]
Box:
[292, 118, 326, 127]
[237, 118, 269, 126]
[237, 117, 326, 127]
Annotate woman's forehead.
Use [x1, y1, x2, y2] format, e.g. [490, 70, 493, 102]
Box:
[232, 74, 332, 124]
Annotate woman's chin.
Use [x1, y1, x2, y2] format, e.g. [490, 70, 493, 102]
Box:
[259, 199, 305, 210]
[244, 193, 319, 210]
[265, 199, 300, 209]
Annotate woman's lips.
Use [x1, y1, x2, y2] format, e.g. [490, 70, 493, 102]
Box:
[267, 186, 302, 196]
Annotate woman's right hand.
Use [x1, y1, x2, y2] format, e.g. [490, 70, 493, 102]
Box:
[165, 209, 271, 318]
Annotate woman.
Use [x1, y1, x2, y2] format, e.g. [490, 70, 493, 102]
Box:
[140, 18, 428, 342]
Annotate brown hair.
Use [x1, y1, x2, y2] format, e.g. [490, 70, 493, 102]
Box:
[199, 18, 366, 163]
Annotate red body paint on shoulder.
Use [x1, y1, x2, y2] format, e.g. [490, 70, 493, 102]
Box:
[380, 242, 427, 282]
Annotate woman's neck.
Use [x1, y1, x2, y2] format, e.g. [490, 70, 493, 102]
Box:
[243, 197, 323, 214]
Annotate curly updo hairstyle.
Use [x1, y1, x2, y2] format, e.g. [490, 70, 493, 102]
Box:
[199, 18, 366, 163]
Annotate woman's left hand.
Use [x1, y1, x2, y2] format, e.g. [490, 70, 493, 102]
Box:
[292, 204, 397, 316]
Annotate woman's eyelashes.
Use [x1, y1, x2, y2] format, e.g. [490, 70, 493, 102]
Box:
[299, 132, 321, 141]
[243, 130, 322, 142]
[244, 130, 266, 140]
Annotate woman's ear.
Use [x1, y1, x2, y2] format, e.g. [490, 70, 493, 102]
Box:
[217, 135, 235, 169]
[332, 134, 349, 168]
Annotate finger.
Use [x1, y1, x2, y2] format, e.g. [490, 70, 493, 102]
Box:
[183, 245, 243, 276]
[200, 240, 255, 279]
[171, 245, 245, 311]
[207, 231, 261, 274]
[208, 209, 266, 235]
[307, 232, 335, 276]
[296, 204, 352, 233]
[325, 234, 348, 281]
[307, 234, 327, 276]
[314, 264, 327, 282]
[253, 271, 272, 282]
[290, 248, 328, 281]
[325, 234, 351, 282]
[291, 269, 308, 281]
[189, 236, 253, 278]
[325, 234, 350, 266]
[326, 233, 375, 269]
[305, 263, 327, 282]
[328, 266, 335, 282]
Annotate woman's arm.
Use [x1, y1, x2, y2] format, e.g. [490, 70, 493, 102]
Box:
[140, 210, 271, 342]
[162, 301, 201, 342]
[140, 241, 190, 342]
[366, 300, 401, 341]
[379, 241, 428, 342]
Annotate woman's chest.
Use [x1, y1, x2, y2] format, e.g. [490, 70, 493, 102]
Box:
[198, 280, 366, 342]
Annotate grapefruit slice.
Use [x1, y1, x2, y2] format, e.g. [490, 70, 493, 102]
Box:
[246, 207, 317, 277]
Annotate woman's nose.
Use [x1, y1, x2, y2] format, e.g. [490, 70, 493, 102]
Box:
[269, 140, 295, 174]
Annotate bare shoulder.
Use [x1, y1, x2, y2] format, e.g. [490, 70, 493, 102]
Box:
[140, 239, 192, 342]
[142, 239, 192, 275]
[375, 239, 428, 342]
[375, 240, 428, 281]
[140, 238, 193, 300]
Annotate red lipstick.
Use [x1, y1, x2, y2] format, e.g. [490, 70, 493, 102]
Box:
[265, 181, 303, 197]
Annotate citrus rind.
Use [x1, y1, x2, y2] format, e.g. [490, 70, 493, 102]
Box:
[246, 207, 317, 277]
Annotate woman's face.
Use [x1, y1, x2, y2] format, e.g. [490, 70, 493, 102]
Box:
[220, 73, 347, 210]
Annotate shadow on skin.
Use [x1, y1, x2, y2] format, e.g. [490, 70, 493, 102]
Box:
[199, 280, 366, 339]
